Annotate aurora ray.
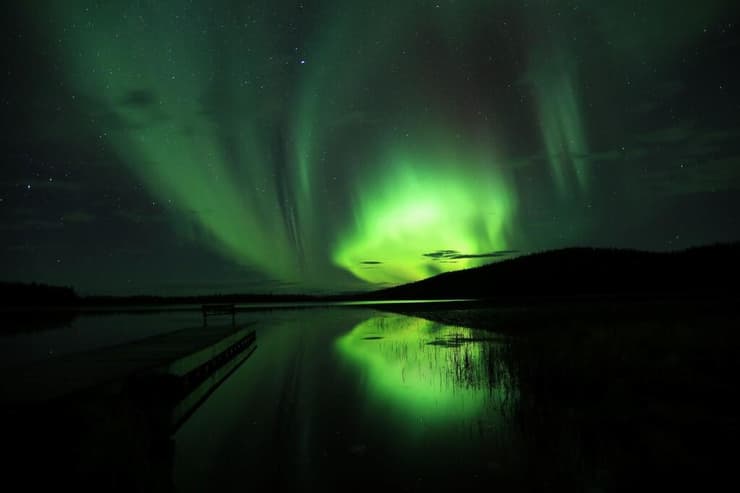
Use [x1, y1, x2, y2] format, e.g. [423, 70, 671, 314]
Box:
[7, 0, 737, 293]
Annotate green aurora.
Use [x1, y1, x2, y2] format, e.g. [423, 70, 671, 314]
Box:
[336, 313, 512, 422]
[6, 0, 739, 293]
[333, 143, 516, 283]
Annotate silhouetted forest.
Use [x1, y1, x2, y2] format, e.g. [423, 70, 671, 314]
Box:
[365, 243, 740, 300]
[83, 293, 318, 306]
[2, 243, 738, 308]
[0, 282, 318, 308]
[0, 282, 79, 306]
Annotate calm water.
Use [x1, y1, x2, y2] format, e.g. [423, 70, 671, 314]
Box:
[175, 308, 517, 491]
[0, 300, 466, 368]
[4, 302, 736, 491]
[0, 310, 198, 367]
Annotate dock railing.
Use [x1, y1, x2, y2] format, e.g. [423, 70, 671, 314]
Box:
[201, 303, 236, 327]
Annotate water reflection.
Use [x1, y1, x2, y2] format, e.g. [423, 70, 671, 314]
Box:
[174, 309, 525, 491]
[5, 327, 258, 492]
[4, 298, 735, 492]
[0, 310, 200, 367]
[30, 303, 725, 492]
[336, 314, 515, 422]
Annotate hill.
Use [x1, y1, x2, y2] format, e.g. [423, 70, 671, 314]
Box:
[364, 243, 740, 300]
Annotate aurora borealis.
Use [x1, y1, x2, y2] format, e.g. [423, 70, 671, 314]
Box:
[336, 313, 511, 421]
[2, 1, 740, 294]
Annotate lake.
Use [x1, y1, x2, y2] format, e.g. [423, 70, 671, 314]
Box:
[2, 300, 737, 491]
[175, 308, 518, 491]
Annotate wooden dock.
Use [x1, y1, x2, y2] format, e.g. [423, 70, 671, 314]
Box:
[201, 303, 236, 326]
[2, 322, 256, 406]
[2, 320, 259, 490]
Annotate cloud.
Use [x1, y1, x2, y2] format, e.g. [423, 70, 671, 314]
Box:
[116, 89, 169, 127]
[120, 89, 158, 108]
[694, 127, 740, 145]
[113, 210, 167, 224]
[647, 156, 740, 196]
[0, 180, 83, 192]
[631, 126, 740, 156]
[422, 249, 518, 260]
[10, 219, 64, 231]
[422, 250, 458, 259]
[637, 124, 694, 144]
[62, 211, 95, 223]
[583, 125, 740, 173]
[156, 278, 297, 291]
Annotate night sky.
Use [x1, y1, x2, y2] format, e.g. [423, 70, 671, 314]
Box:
[2, 1, 739, 295]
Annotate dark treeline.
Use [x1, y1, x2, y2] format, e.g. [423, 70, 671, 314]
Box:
[362, 242, 740, 300]
[0, 282, 79, 307]
[3, 243, 739, 307]
[83, 293, 318, 306]
[0, 285, 319, 308]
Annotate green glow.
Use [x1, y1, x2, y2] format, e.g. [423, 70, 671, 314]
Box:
[41, 2, 305, 281]
[25, 1, 733, 291]
[336, 314, 510, 421]
[532, 55, 590, 194]
[333, 146, 515, 284]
